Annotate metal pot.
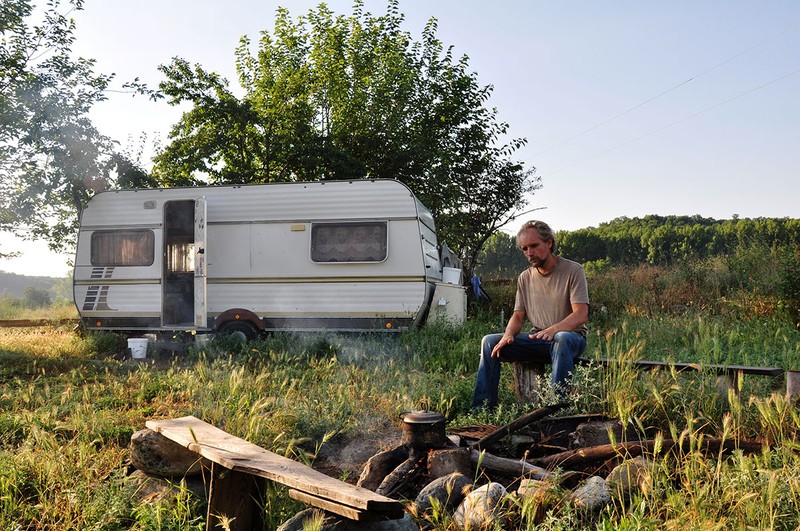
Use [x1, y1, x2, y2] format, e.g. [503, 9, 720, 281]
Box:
[401, 410, 447, 450]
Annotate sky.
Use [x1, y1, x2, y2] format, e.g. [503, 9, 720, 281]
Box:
[2, 0, 799, 277]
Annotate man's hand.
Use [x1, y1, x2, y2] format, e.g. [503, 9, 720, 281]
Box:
[530, 328, 555, 341]
[491, 335, 515, 358]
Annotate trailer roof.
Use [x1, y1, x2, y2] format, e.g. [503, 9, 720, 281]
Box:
[80, 180, 435, 230]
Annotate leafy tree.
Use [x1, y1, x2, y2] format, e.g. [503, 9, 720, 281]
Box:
[23, 286, 50, 308]
[153, 1, 538, 273]
[474, 231, 528, 280]
[0, 0, 114, 255]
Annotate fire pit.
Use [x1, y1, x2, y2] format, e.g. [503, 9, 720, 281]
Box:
[360, 410, 459, 499]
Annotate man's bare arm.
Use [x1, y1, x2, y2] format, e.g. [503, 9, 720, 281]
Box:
[491, 310, 526, 358]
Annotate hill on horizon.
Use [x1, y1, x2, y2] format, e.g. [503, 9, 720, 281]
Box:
[0, 270, 65, 299]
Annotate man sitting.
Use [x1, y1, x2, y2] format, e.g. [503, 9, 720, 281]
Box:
[472, 220, 589, 409]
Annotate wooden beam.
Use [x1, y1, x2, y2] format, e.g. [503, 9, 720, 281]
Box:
[288, 490, 405, 521]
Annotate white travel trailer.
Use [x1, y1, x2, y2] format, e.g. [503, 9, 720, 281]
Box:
[73, 180, 466, 339]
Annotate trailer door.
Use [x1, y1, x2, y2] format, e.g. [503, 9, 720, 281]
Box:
[194, 197, 207, 328]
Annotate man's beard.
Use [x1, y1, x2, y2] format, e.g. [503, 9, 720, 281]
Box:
[529, 256, 545, 268]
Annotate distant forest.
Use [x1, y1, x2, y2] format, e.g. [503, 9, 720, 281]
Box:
[0, 271, 64, 299]
[476, 215, 800, 279]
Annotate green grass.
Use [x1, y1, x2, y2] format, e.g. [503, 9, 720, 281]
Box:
[1, 301, 800, 528]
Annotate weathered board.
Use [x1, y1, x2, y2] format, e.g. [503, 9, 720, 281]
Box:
[146, 415, 403, 520]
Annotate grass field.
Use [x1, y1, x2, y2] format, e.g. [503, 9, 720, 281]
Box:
[2, 295, 800, 529]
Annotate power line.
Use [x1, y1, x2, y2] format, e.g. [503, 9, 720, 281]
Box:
[532, 19, 800, 158]
[542, 66, 800, 178]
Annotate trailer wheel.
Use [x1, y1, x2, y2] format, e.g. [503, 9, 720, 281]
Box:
[217, 320, 258, 342]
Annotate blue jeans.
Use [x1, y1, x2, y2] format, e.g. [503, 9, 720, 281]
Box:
[472, 331, 587, 409]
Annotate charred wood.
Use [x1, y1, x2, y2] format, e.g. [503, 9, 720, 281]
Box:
[470, 449, 550, 480]
[469, 403, 567, 451]
[529, 437, 767, 469]
[375, 449, 426, 499]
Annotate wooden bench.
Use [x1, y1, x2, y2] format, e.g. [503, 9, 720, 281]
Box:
[146, 416, 404, 530]
[513, 358, 784, 403]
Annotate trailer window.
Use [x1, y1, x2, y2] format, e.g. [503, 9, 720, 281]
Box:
[311, 222, 387, 263]
[91, 230, 154, 266]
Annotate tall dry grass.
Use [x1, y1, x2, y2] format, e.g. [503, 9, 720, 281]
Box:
[2, 253, 800, 528]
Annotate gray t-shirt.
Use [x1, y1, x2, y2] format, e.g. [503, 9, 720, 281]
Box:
[513, 257, 589, 336]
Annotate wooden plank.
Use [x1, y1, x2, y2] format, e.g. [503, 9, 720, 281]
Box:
[577, 358, 782, 377]
[288, 490, 404, 521]
[206, 462, 264, 531]
[716, 365, 782, 377]
[146, 416, 402, 515]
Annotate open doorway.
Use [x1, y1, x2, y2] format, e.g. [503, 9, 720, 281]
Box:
[163, 200, 195, 326]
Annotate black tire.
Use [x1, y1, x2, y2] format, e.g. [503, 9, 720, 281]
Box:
[217, 320, 258, 342]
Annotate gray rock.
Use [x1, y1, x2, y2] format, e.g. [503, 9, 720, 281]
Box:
[414, 472, 472, 517]
[515, 478, 561, 524]
[567, 476, 611, 512]
[277, 508, 418, 531]
[606, 455, 653, 498]
[453, 482, 507, 530]
[426, 447, 471, 479]
[130, 428, 210, 477]
[569, 420, 636, 449]
[126, 469, 207, 504]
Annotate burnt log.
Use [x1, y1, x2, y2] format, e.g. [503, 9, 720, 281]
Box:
[529, 437, 767, 469]
[469, 404, 566, 451]
[357, 445, 410, 491]
[375, 449, 425, 498]
[470, 449, 549, 479]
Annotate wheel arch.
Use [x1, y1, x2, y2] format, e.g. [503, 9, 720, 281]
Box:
[212, 308, 265, 333]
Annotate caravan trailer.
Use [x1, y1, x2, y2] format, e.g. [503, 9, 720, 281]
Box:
[73, 180, 466, 339]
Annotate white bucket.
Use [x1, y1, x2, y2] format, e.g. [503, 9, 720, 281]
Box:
[442, 267, 462, 285]
[127, 338, 149, 359]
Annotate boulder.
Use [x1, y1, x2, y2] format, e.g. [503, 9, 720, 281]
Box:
[568, 420, 636, 449]
[606, 455, 654, 498]
[126, 469, 207, 504]
[413, 472, 472, 517]
[426, 447, 471, 479]
[567, 476, 611, 512]
[130, 428, 210, 477]
[453, 482, 507, 530]
[515, 478, 560, 522]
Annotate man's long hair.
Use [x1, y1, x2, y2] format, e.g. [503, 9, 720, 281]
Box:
[516, 220, 557, 255]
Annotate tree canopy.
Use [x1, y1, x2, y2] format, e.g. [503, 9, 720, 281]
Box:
[154, 1, 538, 272]
[0, 0, 114, 255]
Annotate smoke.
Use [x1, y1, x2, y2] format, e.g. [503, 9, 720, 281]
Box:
[274, 331, 414, 368]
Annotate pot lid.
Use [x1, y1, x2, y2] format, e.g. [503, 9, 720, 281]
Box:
[402, 410, 445, 424]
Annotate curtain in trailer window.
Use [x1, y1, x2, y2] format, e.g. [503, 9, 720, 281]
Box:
[311, 222, 388, 262]
[91, 230, 155, 266]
